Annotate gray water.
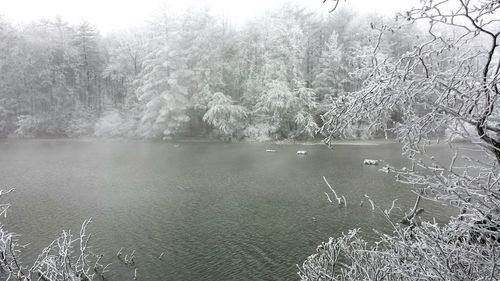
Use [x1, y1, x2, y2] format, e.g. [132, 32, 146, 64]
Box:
[0, 140, 455, 280]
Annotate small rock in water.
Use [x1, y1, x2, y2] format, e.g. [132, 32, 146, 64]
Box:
[297, 150, 308, 155]
[266, 149, 277, 153]
[363, 159, 379, 165]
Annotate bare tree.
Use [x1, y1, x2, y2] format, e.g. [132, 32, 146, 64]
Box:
[300, 0, 500, 279]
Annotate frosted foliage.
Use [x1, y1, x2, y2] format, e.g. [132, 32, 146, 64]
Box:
[0, 5, 334, 140]
[0, 190, 109, 281]
[313, 32, 347, 99]
[295, 87, 319, 138]
[191, 85, 213, 112]
[256, 81, 295, 122]
[301, 0, 500, 280]
[300, 224, 499, 280]
[243, 123, 278, 142]
[14, 115, 39, 138]
[203, 92, 247, 138]
[136, 46, 190, 139]
[255, 80, 318, 139]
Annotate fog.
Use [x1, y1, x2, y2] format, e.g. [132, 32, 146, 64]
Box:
[0, 0, 499, 280]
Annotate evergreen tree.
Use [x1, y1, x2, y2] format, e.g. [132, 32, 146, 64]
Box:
[0, 17, 23, 136]
[136, 44, 190, 139]
[203, 92, 247, 140]
[74, 21, 103, 112]
[313, 32, 348, 101]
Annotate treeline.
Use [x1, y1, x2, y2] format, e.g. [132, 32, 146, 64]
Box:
[0, 3, 419, 141]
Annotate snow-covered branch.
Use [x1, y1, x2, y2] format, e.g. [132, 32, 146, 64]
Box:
[300, 0, 500, 279]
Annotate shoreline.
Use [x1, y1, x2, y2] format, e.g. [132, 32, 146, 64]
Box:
[0, 136, 396, 146]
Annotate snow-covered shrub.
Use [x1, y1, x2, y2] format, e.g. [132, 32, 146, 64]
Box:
[300, 223, 500, 280]
[303, 0, 500, 280]
[0, 190, 110, 280]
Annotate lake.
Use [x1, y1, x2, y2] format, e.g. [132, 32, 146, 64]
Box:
[0, 139, 455, 280]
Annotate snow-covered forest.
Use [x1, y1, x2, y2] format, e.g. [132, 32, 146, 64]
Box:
[0, 3, 418, 141]
[1, 0, 500, 280]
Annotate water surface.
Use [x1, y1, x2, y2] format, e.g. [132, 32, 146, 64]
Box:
[0, 140, 455, 280]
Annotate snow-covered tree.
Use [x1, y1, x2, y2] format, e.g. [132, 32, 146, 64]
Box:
[301, 0, 500, 279]
[0, 17, 23, 137]
[254, 80, 318, 139]
[254, 80, 295, 138]
[244, 6, 321, 140]
[134, 8, 221, 139]
[0, 3, 421, 140]
[294, 85, 319, 138]
[74, 21, 104, 112]
[313, 31, 347, 100]
[136, 44, 190, 139]
[203, 92, 247, 140]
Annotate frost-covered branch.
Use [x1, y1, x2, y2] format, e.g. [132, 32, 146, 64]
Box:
[300, 0, 500, 280]
[30, 219, 109, 281]
[0, 187, 110, 281]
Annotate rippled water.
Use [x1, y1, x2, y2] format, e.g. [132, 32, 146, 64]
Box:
[0, 140, 455, 280]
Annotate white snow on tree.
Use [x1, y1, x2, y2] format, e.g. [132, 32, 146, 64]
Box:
[203, 92, 247, 140]
[300, 0, 500, 280]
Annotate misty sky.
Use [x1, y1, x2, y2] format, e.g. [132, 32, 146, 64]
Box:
[0, 0, 417, 33]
